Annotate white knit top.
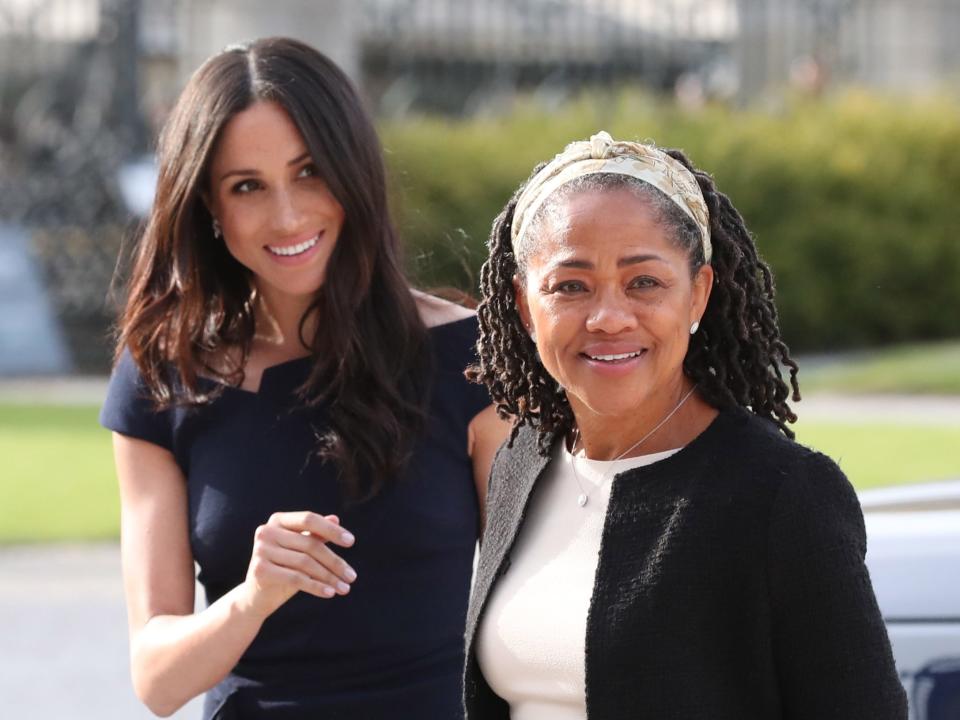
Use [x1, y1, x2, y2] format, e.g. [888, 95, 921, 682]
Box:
[475, 443, 680, 720]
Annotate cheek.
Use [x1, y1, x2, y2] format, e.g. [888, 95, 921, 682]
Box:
[656, 312, 693, 360]
[311, 185, 346, 223]
[530, 299, 581, 361]
[330, 199, 346, 227]
[526, 298, 562, 341]
[216, 201, 254, 242]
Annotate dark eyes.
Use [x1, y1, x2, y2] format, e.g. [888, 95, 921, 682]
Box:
[629, 276, 661, 290]
[552, 276, 661, 294]
[297, 163, 319, 178]
[231, 179, 261, 194]
[554, 280, 588, 294]
[229, 164, 319, 194]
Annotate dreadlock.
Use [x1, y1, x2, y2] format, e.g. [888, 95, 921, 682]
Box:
[467, 148, 801, 454]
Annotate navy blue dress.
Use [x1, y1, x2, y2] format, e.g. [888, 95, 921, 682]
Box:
[100, 317, 491, 719]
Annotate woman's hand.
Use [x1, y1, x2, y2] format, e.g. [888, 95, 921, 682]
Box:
[114, 437, 361, 716]
[239, 511, 358, 619]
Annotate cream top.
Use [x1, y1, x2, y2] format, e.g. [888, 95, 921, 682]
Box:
[476, 443, 680, 720]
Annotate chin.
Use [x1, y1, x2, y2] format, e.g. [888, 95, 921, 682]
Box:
[258, 281, 323, 305]
[567, 390, 642, 420]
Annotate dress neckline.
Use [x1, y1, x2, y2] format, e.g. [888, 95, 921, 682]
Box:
[201, 314, 476, 397]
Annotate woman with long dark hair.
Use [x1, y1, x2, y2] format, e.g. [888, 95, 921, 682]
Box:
[100, 37, 508, 718]
[464, 132, 906, 719]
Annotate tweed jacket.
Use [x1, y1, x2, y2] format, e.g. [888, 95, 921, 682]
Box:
[464, 406, 907, 720]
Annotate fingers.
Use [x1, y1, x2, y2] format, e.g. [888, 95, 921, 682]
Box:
[255, 513, 358, 584]
[269, 511, 354, 547]
[244, 512, 358, 612]
[261, 545, 352, 596]
[247, 554, 337, 601]
[274, 530, 357, 585]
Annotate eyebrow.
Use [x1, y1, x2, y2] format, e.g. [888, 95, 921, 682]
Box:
[555, 253, 665, 269]
[218, 151, 312, 181]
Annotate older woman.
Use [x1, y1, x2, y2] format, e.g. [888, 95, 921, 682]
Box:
[464, 132, 906, 719]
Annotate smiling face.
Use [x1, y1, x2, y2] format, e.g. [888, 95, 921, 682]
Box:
[515, 187, 713, 424]
[206, 100, 345, 308]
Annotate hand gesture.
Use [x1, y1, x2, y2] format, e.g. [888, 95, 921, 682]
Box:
[240, 511, 357, 619]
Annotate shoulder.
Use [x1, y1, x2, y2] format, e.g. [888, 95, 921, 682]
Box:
[414, 290, 482, 368]
[690, 407, 866, 569]
[767, 440, 863, 548]
[100, 346, 175, 450]
[693, 406, 855, 516]
[103, 347, 154, 404]
[711, 406, 833, 477]
[716, 410, 864, 548]
[412, 289, 476, 328]
[411, 291, 492, 417]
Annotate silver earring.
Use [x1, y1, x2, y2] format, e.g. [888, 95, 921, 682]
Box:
[527, 326, 537, 342]
[212, 218, 222, 239]
[690, 320, 700, 335]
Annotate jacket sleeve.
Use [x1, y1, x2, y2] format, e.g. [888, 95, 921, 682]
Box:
[766, 450, 907, 720]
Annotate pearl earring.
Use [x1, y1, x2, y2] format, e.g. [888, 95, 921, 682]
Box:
[689, 320, 700, 335]
[212, 218, 223, 239]
[527, 325, 537, 342]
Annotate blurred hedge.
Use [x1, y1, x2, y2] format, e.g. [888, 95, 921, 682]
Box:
[381, 91, 960, 352]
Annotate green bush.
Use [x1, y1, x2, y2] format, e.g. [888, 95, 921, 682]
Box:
[381, 91, 960, 351]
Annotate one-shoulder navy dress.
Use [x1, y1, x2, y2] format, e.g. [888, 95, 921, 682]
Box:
[100, 317, 491, 719]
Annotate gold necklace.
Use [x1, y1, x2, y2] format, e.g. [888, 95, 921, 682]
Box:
[569, 384, 697, 508]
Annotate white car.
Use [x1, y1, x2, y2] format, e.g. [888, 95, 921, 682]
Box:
[862, 480, 960, 720]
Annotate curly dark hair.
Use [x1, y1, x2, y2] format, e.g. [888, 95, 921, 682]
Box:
[467, 147, 801, 453]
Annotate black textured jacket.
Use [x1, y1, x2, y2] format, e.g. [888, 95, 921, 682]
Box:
[464, 406, 907, 720]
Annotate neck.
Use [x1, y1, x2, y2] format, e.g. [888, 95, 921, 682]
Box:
[252, 284, 318, 358]
[571, 378, 708, 461]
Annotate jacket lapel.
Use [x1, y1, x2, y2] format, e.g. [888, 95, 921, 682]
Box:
[465, 424, 554, 656]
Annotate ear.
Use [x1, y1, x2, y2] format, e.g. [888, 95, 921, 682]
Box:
[512, 274, 533, 333]
[690, 263, 714, 327]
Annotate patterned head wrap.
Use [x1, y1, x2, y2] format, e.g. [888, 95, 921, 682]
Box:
[511, 131, 712, 263]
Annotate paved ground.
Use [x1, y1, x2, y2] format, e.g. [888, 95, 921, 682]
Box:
[0, 376, 110, 405]
[795, 392, 960, 426]
[0, 543, 202, 719]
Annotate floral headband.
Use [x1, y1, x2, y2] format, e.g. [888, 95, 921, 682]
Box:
[511, 131, 712, 263]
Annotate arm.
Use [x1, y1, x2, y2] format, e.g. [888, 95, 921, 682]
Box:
[767, 451, 907, 720]
[467, 405, 512, 535]
[114, 435, 357, 717]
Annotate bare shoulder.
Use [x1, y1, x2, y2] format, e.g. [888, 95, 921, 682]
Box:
[412, 288, 476, 328]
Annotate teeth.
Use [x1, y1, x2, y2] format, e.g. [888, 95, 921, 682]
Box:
[268, 236, 318, 256]
[588, 351, 643, 362]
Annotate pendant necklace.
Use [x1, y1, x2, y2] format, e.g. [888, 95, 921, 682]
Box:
[569, 384, 698, 508]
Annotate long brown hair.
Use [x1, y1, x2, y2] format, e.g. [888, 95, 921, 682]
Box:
[117, 37, 429, 499]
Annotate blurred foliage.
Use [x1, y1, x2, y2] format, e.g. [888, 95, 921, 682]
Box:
[382, 89, 960, 351]
[29, 224, 126, 372]
[801, 340, 960, 395]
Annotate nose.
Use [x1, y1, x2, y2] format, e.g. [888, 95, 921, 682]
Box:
[584, 287, 638, 335]
[272, 186, 307, 236]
